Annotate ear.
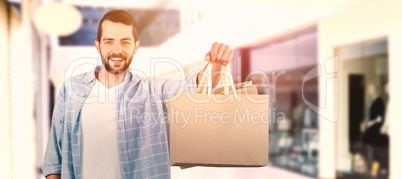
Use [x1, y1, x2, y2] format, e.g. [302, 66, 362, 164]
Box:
[94, 40, 101, 54]
[133, 40, 141, 54]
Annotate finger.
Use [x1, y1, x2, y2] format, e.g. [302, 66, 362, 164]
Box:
[221, 46, 231, 64]
[205, 52, 211, 62]
[221, 49, 233, 66]
[227, 50, 233, 64]
[216, 44, 227, 63]
[210, 42, 220, 62]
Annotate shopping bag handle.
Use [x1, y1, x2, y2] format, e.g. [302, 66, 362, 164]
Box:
[196, 63, 238, 99]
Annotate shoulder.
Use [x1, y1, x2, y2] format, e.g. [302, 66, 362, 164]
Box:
[59, 70, 94, 95]
[129, 72, 164, 85]
[64, 67, 96, 84]
[61, 73, 87, 88]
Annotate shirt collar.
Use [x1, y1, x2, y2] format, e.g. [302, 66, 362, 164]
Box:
[82, 65, 135, 84]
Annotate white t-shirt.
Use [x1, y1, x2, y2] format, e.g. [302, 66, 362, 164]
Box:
[81, 79, 123, 179]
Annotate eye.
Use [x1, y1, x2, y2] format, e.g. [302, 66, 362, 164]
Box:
[104, 41, 111, 44]
[123, 41, 131, 45]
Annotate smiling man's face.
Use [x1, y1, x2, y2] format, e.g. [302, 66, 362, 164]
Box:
[95, 20, 140, 74]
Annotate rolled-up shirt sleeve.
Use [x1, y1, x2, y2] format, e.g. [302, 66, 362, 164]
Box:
[41, 83, 65, 177]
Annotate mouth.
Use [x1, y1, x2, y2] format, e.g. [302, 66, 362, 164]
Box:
[109, 57, 125, 65]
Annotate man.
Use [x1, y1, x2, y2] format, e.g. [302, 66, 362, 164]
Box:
[41, 10, 233, 179]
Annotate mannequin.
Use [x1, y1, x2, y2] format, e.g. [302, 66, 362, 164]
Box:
[362, 83, 388, 177]
[380, 83, 389, 135]
[363, 84, 384, 130]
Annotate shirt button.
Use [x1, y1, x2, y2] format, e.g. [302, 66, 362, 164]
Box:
[83, 95, 86, 98]
[76, 110, 78, 113]
[83, 82, 86, 84]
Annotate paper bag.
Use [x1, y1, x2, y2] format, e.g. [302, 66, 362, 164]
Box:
[166, 64, 269, 168]
[213, 81, 258, 95]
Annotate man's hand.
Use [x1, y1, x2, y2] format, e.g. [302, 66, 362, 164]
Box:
[46, 174, 60, 179]
[205, 42, 233, 66]
[198, 42, 233, 88]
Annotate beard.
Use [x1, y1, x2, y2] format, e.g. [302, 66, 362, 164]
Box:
[100, 49, 133, 74]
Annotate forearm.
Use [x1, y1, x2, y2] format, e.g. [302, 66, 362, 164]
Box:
[46, 174, 60, 179]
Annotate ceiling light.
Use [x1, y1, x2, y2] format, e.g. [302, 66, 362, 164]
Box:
[33, 2, 82, 36]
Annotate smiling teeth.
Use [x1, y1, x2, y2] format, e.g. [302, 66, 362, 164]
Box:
[111, 58, 123, 61]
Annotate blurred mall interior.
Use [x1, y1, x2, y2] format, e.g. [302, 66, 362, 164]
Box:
[1, 0, 402, 178]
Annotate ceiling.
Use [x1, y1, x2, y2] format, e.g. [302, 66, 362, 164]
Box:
[12, 0, 378, 78]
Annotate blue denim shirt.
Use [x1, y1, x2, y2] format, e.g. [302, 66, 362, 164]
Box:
[41, 66, 198, 179]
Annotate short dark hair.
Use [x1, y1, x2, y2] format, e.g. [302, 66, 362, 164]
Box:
[97, 10, 138, 42]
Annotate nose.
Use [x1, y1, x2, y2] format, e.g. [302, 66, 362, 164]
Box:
[112, 43, 122, 52]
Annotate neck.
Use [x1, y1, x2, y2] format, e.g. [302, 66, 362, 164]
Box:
[96, 65, 128, 89]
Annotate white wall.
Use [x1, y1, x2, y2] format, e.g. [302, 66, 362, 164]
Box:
[0, 1, 36, 178]
[318, 0, 402, 178]
[10, 0, 37, 178]
[0, 1, 12, 178]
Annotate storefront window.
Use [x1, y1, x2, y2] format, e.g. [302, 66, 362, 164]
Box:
[233, 27, 319, 177]
[336, 38, 389, 179]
